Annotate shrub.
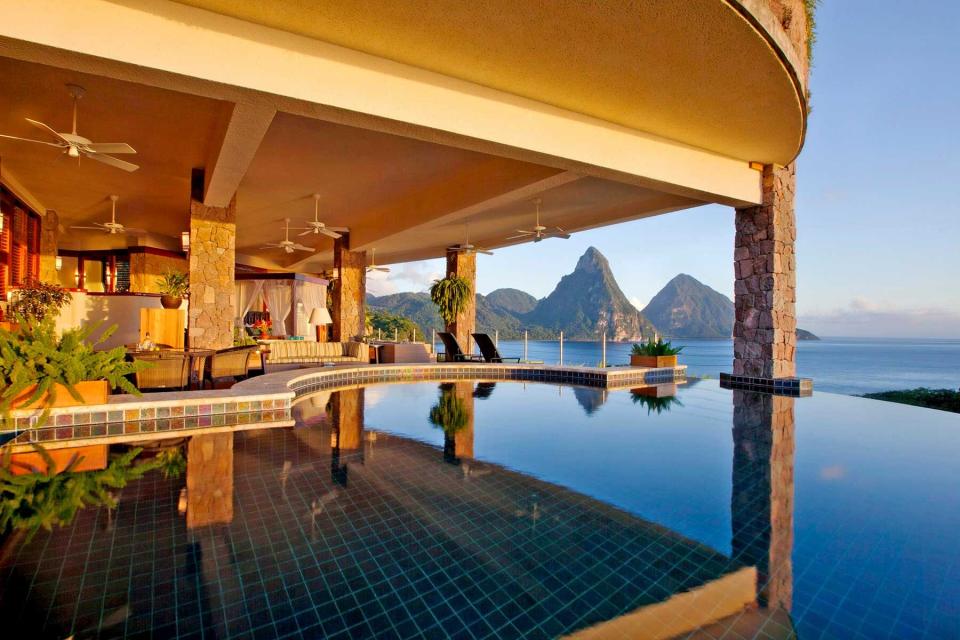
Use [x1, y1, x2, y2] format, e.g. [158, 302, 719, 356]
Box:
[631, 337, 683, 357]
[6, 280, 72, 323]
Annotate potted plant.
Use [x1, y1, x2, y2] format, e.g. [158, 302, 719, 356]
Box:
[429, 276, 471, 326]
[630, 389, 683, 415]
[156, 270, 189, 309]
[630, 337, 683, 368]
[3, 280, 72, 330]
[0, 319, 144, 423]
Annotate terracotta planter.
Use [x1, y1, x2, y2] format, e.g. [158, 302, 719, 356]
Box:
[629, 354, 678, 368]
[10, 380, 110, 410]
[6, 444, 108, 476]
[160, 295, 182, 310]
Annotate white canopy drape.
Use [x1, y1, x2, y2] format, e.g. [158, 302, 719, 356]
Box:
[263, 281, 293, 336]
[297, 281, 328, 338]
[235, 280, 265, 326]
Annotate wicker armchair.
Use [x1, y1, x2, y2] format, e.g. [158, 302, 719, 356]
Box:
[134, 352, 190, 391]
[203, 346, 257, 388]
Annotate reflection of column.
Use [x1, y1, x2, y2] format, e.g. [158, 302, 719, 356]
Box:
[731, 390, 794, 612]
[331, 387, 364, 485]
[453, 381, 475, 460]
[186, 433, 235, 528]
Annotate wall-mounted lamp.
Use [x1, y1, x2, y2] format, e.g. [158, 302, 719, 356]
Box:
[55, 256, 63, 271]
[74, 269, 80, 285]
[181, 231, 190, 253]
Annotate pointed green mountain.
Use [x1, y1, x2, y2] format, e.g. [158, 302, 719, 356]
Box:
[640, 273, 733, 338]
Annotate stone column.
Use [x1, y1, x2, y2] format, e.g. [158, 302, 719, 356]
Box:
[331, 233, 366, 342]
[186, 433, 235, 528]
[444, 249, 476, 353]
[731, 390, 794, 612]
[733, 164, 797, 379]
[38, 210, 59, 284]
[188, 197, 236, 349]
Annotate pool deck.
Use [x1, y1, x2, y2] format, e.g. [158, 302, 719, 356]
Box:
[3, 362, 685, 452]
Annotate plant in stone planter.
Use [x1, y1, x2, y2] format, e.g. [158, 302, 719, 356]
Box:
[630, 337, 683, 368]
[0, 318, 144, 424]
[5, 280, 72, 324]
[630, 390, 683, 415]
[429, 276, 471, 326]
[156, 270, 189, 309]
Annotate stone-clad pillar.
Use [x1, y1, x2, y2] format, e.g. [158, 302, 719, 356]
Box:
[731, 390, 794, 612]
[186, 433, 235, 528]
[188, 197, 236, 349]
[38, 210, 59, 284]
[733, 164, 797, 379]
[444, 249, 476, 354]
[331, 233, 366, 342]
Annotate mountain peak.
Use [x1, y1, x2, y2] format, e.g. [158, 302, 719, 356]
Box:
[642, 274, 734, 338]
[575, 246, 610, 272]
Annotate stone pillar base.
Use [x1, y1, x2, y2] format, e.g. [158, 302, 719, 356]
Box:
[720, 373, 812, 397]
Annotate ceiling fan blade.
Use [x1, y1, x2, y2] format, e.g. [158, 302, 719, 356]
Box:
[545, 232, 571, 239]
[506, 233, 532, 240]
[291, 244, 316, 252]
[70, 225, 106, 231]
[260, 244, 281, 249]
[478, 249, 495, 255]
[86, 152, 139, 172]
[0, 133, 66, 148]
[85, 142, 137, 155]
[318, 228, 342, 239]
[25, 118, 70, 144]
[297, 229, 316, 237]
[123, 227, 148, 235]
[447, 245, 463, 252]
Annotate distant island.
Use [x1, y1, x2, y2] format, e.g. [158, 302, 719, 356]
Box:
[369, 246, 821, 341]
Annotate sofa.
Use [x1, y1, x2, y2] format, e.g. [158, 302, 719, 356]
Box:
[264, 341, 367, 370]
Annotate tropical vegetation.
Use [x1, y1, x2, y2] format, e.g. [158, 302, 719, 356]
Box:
[156, 270, 190, 298]
[5, 280, 72, 323]
[428, 384, 470, 433]
[367, 309, 425, 342]
[0, 319, 143, 423]
[429, 276, 472, 326]
[631, 337, 684, 357]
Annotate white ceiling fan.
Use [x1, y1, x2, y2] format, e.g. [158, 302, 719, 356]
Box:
[366, 248, 390, 273]
[448, 223, 493, 255]
[70, 195, 145, 235]
[507, 198, 571, 242]
[296, 193, 349, 239]
[0, 84, 139, 172]
[261, 218, 316, 254]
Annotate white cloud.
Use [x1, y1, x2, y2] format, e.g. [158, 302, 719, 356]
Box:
[800, 299, 960, 338]
[367, 259, 444, 297]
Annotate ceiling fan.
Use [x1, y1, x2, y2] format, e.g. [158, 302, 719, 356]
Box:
[70, 195, 145, 235]
[0, 84, 139, 172]
[448, 223, 493, 255]
[366, 248, 390, 273]
[507, 198, 571, 242]
[261, 218, 316, 254]
[296, 193, 349, 238]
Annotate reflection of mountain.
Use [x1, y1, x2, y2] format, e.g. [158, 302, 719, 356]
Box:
[573, 386, 608, 415]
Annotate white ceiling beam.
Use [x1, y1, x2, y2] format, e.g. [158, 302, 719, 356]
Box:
[204, 102, 275, 208]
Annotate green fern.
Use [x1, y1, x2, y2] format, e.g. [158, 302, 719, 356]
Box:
[0, 318, 146, 425]
[429, 276, 471, 325]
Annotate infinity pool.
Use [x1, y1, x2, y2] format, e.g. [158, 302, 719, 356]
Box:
[1, 379, 957, 638]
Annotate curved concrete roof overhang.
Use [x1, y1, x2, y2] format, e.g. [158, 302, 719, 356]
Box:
[174, 0, 808, 165]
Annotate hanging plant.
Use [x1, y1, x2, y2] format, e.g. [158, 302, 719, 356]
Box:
[429, 276, 471, 325]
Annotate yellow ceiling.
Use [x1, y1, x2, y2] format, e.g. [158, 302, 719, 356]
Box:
[174, 0, 805, 164]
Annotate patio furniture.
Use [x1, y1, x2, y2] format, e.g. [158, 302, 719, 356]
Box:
[133, 351, 190, 391]
[263, 340, 367, 371]
[203, 346, 258, 388]
[437, 332, 483, 362]
[472, 333, 520, 363]
[379, 342, 433, 363]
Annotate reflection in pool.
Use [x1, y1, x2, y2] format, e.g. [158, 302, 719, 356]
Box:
[0, 379, 957, 638]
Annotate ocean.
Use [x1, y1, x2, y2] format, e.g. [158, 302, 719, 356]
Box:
[491, 337, 960, 395]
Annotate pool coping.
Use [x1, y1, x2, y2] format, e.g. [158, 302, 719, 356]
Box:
[2, 362, 686, 448]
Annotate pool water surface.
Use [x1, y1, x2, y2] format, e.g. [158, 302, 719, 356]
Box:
[0, 379, 957, 639]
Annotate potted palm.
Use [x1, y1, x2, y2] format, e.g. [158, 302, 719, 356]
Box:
[1, 319, 143, 422]
[156, 271, 189, 309]
[630, 337, 683, 368]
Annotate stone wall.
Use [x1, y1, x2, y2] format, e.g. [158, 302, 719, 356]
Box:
[731, 390, 794, 611]
[331, 234, 366, 342]
[129, 252, 188, 293]
[734, 164, 797, 378]
[38, 210, 58, 284]
[189, 198, 236, 349]
[445, 249, 476, 353]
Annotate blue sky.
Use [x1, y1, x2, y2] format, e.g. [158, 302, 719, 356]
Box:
[369, 1, 960, 338]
